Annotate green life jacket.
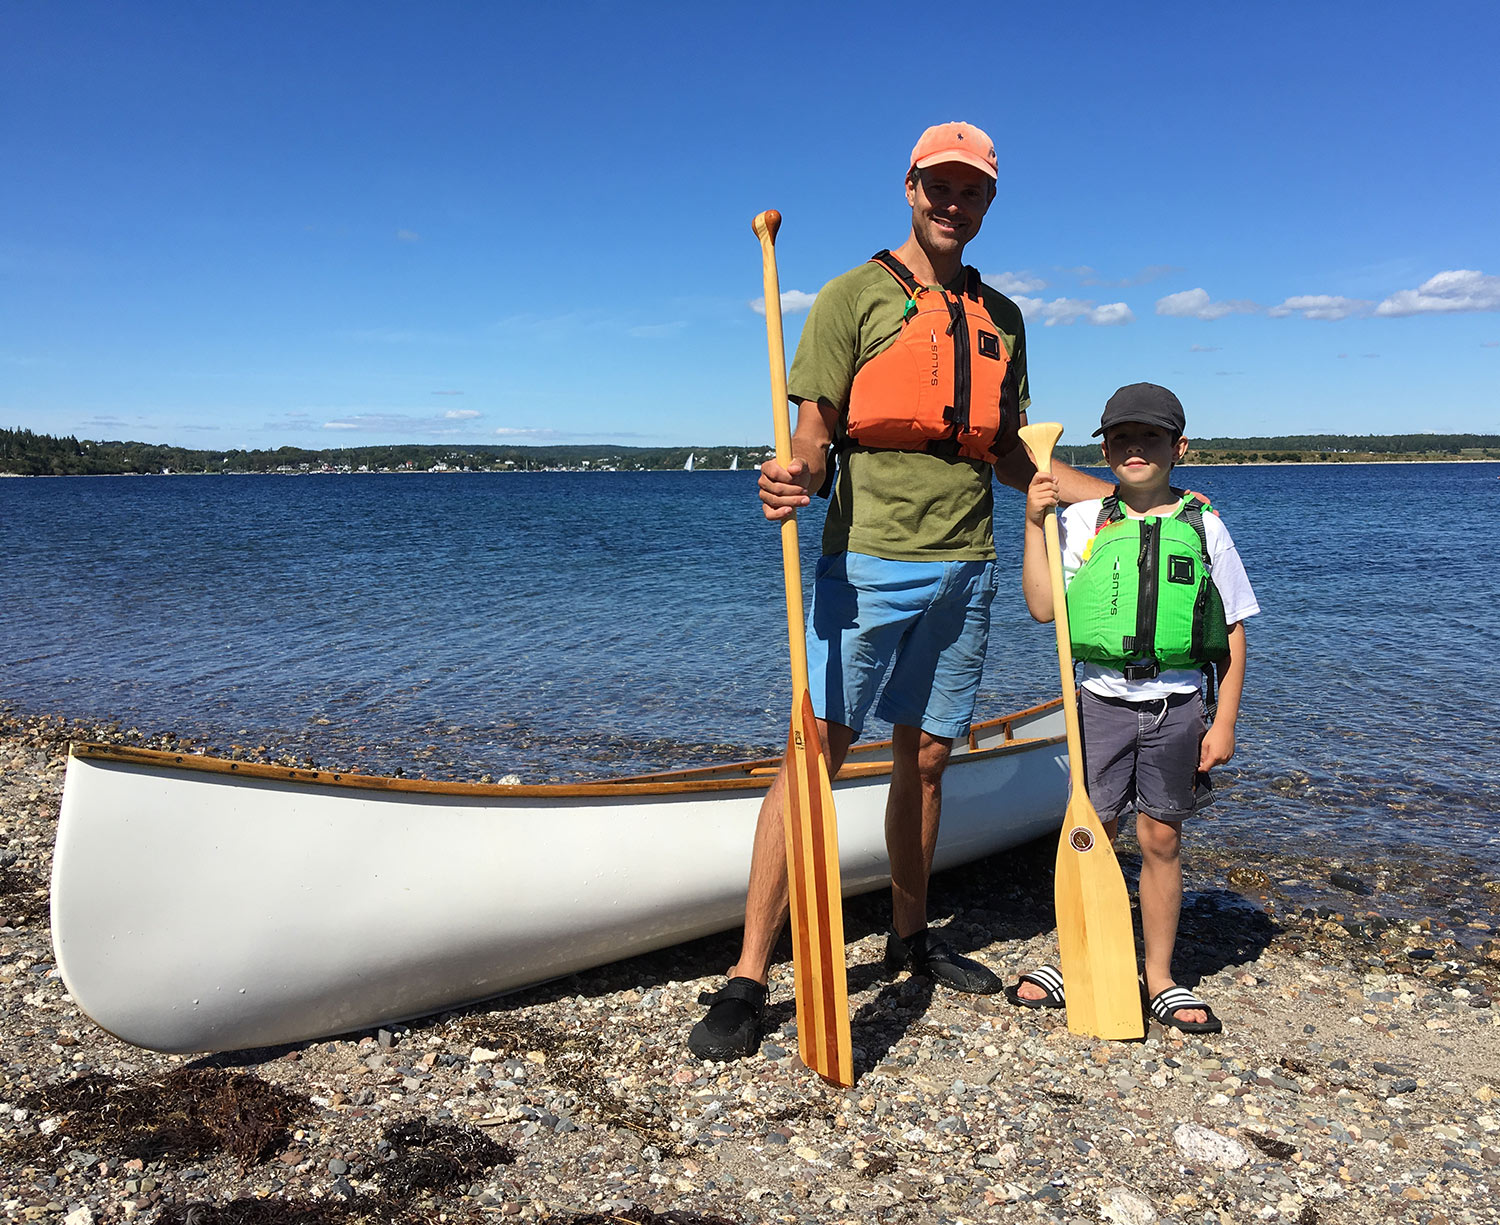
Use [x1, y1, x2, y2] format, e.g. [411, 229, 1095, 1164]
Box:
[1065, 488, 1231, 676]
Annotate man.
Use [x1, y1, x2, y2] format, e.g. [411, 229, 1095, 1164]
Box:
[688, 122, 1112, 1061]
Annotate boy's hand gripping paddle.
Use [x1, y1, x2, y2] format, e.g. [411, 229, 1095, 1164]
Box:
[1018, 422, 1145, 1040]
[752, 209, 854, 1086]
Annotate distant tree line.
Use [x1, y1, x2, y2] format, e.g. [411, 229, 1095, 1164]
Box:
[3, 425, 1498, 476]
[0, 428, 770, 475]
[1056, 433, 1500, 466]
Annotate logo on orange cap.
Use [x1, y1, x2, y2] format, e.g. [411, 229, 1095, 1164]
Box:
[910, 122, 998, 180]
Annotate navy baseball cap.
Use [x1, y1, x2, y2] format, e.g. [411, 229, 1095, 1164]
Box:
[1093, 383, 1186, 437]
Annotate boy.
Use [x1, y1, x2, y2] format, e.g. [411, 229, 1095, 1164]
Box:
[1011, 383, 1259, 1033]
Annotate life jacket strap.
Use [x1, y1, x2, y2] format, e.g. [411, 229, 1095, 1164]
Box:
[1095, 486, 1213, 565]
[868, 251, 924, 309]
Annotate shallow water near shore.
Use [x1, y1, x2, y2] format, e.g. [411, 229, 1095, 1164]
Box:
[2, 462, 1497, 887]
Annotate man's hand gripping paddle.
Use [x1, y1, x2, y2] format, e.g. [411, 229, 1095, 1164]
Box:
[1018, 423, 1145, 1040]
[753, 209, 853, 1086]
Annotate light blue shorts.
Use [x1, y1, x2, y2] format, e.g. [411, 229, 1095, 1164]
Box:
[805, 551, 996, 740]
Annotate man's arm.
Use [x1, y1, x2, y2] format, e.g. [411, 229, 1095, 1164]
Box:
[758, 397, 839, 521]
[993, 433, 1113, 503]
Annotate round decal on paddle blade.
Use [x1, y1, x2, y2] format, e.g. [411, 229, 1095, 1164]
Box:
[1069, 826, 1095, 853]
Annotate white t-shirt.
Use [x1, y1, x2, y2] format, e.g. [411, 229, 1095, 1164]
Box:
[1058, 497, 1260, 700]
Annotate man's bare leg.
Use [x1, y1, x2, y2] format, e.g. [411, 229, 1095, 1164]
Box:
[727, 718, 855, 985]
[883, 725, 1003, 992]
[885, 724, 952, 939]
[687, 719, 855, 1060]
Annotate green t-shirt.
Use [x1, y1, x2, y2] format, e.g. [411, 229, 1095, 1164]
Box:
[787, 259, 1030, 562]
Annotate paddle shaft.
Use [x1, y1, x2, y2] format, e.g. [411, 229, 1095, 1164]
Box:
[1019, 424, 1087, 793]
[753, 209, 853, 1086]
[752, 210, 811, 689]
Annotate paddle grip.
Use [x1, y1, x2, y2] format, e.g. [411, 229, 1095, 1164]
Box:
[751, 209, 781, 244]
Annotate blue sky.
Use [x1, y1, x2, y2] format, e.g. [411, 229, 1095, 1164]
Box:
[3, 1, 1497, 450]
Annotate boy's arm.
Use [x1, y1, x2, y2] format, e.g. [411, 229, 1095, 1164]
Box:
[1021, 472, 1058, 622]
[1199, 622, 1246, 770]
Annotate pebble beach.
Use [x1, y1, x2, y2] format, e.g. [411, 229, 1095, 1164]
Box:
[4, 713, 1499, 1225]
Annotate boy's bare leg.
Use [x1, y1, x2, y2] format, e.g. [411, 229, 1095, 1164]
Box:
[727, 718, 855, 984]
[885, 724, 952, 937]
[1012, 814, 1125, 1002]
[1136, 814, 1207, 1025]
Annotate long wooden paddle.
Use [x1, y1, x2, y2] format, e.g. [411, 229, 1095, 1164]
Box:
[752, 209, 853, 1087]
[1018, 422, 1145, 1040]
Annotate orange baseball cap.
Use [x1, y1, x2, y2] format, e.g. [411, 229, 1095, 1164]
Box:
[909, 121, 997, 180]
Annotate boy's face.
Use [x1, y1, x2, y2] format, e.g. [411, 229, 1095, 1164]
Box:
[1100, 421, 1190, 488]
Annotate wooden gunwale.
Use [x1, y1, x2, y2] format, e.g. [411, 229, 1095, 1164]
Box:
[67, 698, 1064, 801]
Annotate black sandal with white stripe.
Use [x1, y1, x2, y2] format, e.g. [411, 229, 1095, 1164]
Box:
[1004, 964, 1066, 1010]
[1147, 985, 1223, 1034]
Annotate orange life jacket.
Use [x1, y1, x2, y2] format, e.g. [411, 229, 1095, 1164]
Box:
[843, 251, 1013, 463]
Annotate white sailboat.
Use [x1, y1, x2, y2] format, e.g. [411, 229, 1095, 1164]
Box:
[729, 454, 738, 471]
[684, 453, 695, 471]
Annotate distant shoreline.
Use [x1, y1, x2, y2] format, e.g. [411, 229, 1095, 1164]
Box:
[4, 456, 1500, 478]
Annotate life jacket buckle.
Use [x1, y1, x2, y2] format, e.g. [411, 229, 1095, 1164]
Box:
[1121, 662, 1160, 681]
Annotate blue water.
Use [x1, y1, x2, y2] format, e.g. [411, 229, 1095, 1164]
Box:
[2, 464, 1498, 883]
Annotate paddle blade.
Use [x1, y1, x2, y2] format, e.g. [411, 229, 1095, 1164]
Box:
[781, 693, 853, 1087]
[1053, 789, 1145, 1040]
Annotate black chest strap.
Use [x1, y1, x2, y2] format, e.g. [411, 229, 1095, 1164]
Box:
[1095, 486, 1211, 561]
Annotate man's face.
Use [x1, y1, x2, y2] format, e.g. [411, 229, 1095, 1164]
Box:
[906, 162, 994, 260]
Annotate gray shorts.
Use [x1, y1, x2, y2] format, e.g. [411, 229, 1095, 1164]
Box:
[1078, 688, 1213, 825]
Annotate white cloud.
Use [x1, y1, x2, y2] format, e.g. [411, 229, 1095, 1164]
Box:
[431, 389, 464, 396]
[1268, 294, 1370, 321]
[1013, 295, 1134, 327]
[340, 326, 462, 345]
[1482, 340, 1499, 348]
[1081, 264, 1178, 288]
[315, 411, 489, 437]
[1375, 269, 1500, 316]
[1190, 344, 1221, 352]
[1088, 302, 1135, 326]
[1155, 288, 1257, 320]
[988, 272, 1047, 295]
[396, 229, 421, 242]
[750, 289, 818, 316]
[627, 321, 688, 339]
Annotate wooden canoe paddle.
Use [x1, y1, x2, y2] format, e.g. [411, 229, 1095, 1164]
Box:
[752, 209, 853, 1087]
[1018, 422, 1145, 1040]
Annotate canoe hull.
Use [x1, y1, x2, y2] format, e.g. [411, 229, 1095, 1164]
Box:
[51, 704, 1067, 1052]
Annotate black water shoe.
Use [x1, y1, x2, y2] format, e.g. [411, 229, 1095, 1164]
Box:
[884, 928, 1004, 994]
[687, 976, 767, 1060]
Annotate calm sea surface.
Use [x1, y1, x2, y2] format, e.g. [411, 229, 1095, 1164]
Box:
[2, 464, 1497, 879]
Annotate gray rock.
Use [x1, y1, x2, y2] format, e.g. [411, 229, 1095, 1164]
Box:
[1100, 1185, 1158, 1225]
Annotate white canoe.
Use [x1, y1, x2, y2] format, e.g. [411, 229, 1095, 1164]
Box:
[52, 700, 1068, 1053]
